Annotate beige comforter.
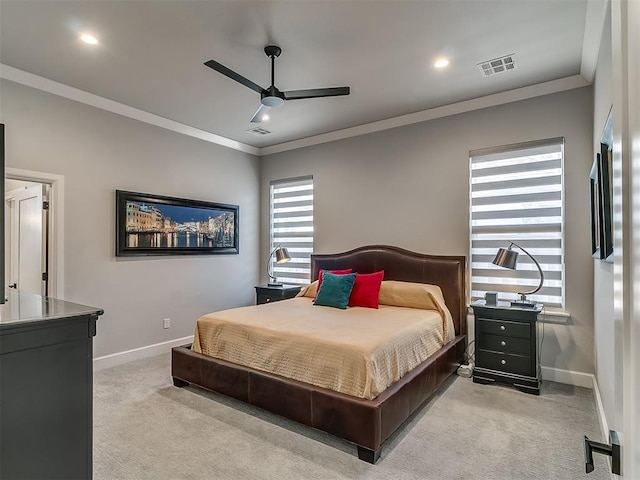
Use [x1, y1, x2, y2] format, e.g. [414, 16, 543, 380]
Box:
[192, 287, 454, 400]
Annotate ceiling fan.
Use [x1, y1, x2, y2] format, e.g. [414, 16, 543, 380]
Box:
[204, 45, 350, 123]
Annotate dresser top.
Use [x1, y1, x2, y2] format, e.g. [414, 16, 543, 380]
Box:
[0, 289, 104, 327]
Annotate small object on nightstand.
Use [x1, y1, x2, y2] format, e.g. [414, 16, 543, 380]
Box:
[484, 292, 498, 305]
[255, 284, 301, 305]
[471, 300, 542, 395]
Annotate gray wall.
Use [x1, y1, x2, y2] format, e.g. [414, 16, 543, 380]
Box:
[592, 6, 615, 426]
[1, 80, 260, 358]
[261, 87, 595, 375]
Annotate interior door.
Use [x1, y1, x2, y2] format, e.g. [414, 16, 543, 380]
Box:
[9, 184, 45, 295]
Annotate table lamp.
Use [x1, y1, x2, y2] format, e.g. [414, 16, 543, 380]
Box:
[492, 241, 544, 308]
[267, 245, 291, 287]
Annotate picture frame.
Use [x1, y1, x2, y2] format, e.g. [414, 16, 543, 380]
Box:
[600, 107, 614, 263]
[599, 142, 613, 262]
[116, 190, 239, 256]
[590, 156, 603, 259]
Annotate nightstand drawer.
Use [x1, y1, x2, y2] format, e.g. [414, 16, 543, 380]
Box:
[477, 333, 531, 356]
[255, 285, 301, 305]
[257, 293, 274, 304]
[477, 350, 532, 376]
[476, 318, 530, 339]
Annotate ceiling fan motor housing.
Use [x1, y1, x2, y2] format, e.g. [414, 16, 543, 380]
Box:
[261, 86, 285, 107]
[264, 45, 282, 58]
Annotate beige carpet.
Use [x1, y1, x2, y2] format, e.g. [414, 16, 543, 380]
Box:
[94, 354, 611, 479]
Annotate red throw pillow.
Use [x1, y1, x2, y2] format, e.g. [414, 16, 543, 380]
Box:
[348, 271, 385, 308]
[315, 269, 353, 299]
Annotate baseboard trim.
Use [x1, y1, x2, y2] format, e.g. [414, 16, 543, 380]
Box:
[93, 336, 193, 371]
[540, 366, 594, 388]
[591, 376, 610, 439]
[592, 377, 616, 478]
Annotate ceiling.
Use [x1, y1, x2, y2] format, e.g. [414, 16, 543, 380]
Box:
[0, 1, 596, 152]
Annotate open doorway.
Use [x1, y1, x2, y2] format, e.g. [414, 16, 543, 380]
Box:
[4, 168, 64, 299]
[4, 179, 50, 296]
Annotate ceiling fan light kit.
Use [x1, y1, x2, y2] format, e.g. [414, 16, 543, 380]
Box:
[204, 45, 350, 123]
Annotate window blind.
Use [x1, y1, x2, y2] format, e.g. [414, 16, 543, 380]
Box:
[270, 176, 314, 285]
[470, 139, 564, 308]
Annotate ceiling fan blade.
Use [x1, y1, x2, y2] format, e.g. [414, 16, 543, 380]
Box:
[283, 86, 350, 101]
[204, 59, 264, 94]
[249, 104, 271, 123]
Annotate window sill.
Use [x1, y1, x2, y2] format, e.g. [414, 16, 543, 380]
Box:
[467, 305, 570, 324]
[538, 308, 570, 324]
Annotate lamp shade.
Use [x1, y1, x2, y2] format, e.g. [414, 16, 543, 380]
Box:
[492, 247, 518, 270]
[267, 245, 291, 287]
[275, 246, 291, 264]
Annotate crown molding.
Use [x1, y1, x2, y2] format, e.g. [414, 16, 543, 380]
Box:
[580, 0, 609, 83]
[0, 63, 260, 156]
[258, 74, 590, 156]
[1, 64, 590, 158]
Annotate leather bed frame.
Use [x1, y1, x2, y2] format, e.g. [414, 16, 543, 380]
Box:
[171, 245, 467, 463]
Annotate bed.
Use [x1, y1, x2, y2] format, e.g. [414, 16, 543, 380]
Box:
[171, 245, 467, 463]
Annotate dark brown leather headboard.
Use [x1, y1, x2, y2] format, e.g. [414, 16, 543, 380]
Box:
[311, 245, 467, 337]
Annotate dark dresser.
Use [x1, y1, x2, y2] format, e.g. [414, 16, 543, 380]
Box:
[255, 284, 301, 305]
[0, 289, 103, 479]
[472, 300, 542, 395]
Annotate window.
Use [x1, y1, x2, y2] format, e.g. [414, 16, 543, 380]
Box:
[270, 176, 314, 285]
[469, 139, 564, 308]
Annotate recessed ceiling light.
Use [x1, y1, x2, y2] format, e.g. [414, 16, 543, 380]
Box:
[262, 114, 270, 121]
[80, 33, 98, 45]
[434, 58, 449, 69]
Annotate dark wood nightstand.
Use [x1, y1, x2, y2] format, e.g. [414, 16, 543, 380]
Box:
[255, 284, 301, 305]
[471, 300, 542, 395]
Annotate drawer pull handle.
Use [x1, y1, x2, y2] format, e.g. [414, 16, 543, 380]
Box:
[501, 341, 506, 347]
[500, 325, 506, 331]
[501, 359, 507, 365]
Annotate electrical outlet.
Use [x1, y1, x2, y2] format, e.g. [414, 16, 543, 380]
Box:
[163, 318, 170, 329]
[457, 363, 473, 377]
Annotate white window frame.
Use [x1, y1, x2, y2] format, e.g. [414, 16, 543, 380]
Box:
[269, 176, 314, 285]
[469, 138, 565, 309]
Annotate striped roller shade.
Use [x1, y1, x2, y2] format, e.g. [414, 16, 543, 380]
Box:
[269, 176, 314, 285]
[470, 138, 564, 308]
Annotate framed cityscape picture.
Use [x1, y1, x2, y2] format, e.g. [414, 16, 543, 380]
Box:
[116, 190, 239, 256]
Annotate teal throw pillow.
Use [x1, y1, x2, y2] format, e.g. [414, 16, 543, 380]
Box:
[313, 271, 357, 309]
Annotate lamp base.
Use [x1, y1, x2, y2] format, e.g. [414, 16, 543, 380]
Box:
[510, 300, 538, 309]
[267, 282, 283, 287]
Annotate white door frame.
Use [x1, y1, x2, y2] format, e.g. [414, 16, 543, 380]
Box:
[6, 168, 64, 299]
[611, 0, 640, 477]
[623, 1, 640, 477]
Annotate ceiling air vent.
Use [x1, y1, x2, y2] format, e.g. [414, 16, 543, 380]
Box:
[478, 54, 517, 77]
[246, 126, 271, 135]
